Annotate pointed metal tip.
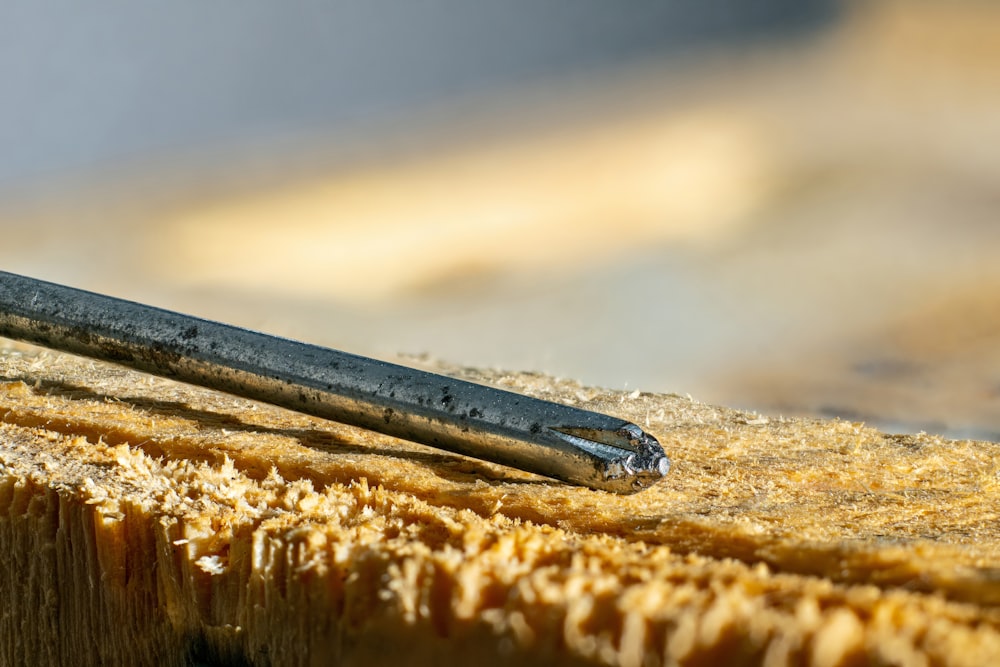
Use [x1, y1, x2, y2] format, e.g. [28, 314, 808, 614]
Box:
[610, 424, 671, 491]
[549, 423, 670, 493]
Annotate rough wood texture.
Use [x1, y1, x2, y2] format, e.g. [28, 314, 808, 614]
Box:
[2, 345, 1000, 666]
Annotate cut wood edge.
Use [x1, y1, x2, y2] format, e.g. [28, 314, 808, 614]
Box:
[2, 345, 1000, 665]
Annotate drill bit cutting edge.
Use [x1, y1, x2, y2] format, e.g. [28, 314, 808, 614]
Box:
[0, 271, 670, 493]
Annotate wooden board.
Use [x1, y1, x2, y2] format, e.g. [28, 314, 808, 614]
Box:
[2, 344, 1000, 665]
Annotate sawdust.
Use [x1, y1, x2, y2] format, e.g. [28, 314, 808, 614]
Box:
[2, 346, 1000, 665]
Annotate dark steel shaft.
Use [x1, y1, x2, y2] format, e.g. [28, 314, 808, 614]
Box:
[0, 271, 669, 493]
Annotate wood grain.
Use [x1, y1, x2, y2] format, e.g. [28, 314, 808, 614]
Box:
[2, 345, 1000, 665]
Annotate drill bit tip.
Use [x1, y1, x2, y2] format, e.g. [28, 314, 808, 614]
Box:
[549, 423, 670, 492]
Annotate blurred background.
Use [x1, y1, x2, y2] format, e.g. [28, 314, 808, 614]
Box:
[2, 0, 999, 440]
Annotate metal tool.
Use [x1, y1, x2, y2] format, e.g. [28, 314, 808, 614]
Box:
[0, 271, 669, 493]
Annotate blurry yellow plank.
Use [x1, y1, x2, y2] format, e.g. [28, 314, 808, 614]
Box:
[155, 111, 772, 302]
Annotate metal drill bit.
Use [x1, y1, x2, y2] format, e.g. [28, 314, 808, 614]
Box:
[0, 271, 669, 493]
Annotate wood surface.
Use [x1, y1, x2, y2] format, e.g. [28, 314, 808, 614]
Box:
[1, 3, 999, 665]
[2, 344, 1000, 666]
